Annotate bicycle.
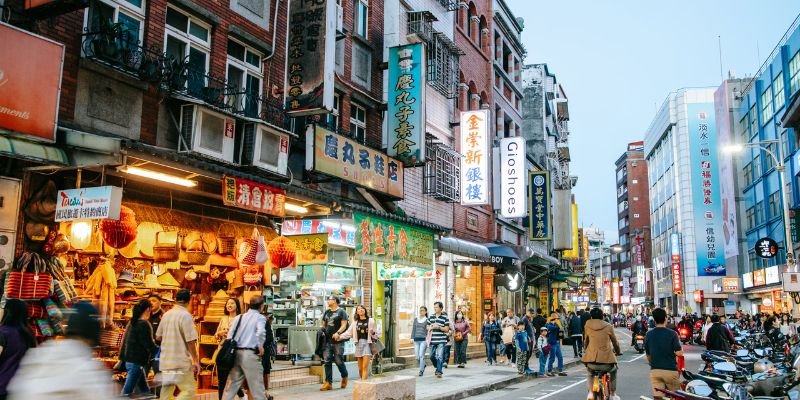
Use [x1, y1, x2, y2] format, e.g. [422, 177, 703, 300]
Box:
[586, 363, 617, 400]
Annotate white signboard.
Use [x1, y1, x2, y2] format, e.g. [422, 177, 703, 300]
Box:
[55, 186, 122, 222]
[460, 110, 490, 205]
[499, 136, 526, 218]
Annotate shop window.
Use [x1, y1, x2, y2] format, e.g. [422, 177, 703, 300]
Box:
[351, 42, 372, 88]
[226, 39, 263, 118]
[746, 207, 755, 230]
[423, 134, 461, 202]
[354, 0, 368, 38]
[349, 103, 366, 143]
[760, 85, 774, 125]
[774, 72, 785, 111]
[768, 191, 781, 219]
[327, 93, 340, 131]
[165, 7, 211, 97]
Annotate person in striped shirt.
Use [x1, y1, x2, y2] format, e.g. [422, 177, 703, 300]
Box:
[427, 302, 450, 378]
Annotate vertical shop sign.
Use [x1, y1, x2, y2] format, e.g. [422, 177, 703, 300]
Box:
[353, 212, 434, 269]
[688, 103, 725, 276]
[460, 110, 490, 205]
[612, 279, 621, 304]
[387, 44, 425, 165]
[222, 175, 286, 216]
[499, 136, 526, 218]
[284, 0, 335, 115]
[539, 290, 548, 313]
[529, 171, 551, 240]
[671, 233, 683, 294]
[714, 83, 739, 259]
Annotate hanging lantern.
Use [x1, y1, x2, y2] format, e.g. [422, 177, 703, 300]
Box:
[267, 236, 296, 269]
[70, 220, 92, 250]
[100, 206, 138, 249]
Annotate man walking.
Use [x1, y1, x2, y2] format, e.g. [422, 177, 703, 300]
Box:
[427, 301, 450, 378]
[705, 315, 735, 353]
[644, 308, 683, 399]
[520, 309, 537, 370]
[155, 289, 200, 400]
[221, 296, 267, 400]
[320, 296, 350, 391]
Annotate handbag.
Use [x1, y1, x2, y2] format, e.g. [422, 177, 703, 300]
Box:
[216, 313, 245, 370]
[370, 338, 385, 355]
[454, 330, 464, 343]
[541, 343, 552, 356]
[113, 359, 127, 372]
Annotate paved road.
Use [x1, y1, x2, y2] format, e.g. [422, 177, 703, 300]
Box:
[469, 327, 704, 400]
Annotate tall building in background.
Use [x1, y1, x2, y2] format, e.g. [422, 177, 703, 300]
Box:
[613, 141, 652, 313]
[644, 87, 722, 315]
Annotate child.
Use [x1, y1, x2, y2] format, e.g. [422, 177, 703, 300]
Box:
[513, 321, 531, 375]
[536, 326, 549, 377]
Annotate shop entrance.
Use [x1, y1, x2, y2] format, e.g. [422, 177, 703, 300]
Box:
[396, 277, 435, 348]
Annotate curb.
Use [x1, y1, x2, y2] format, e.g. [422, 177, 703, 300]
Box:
[423, 358, 584, 400]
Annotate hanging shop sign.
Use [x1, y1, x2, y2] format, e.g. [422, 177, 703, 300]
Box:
[222, 175, 286, 217]
[693, 290, 704, 303]
[284, 0, 335, 115]
[499, 136, 526, 218]
[287, 233, 328, 265]
[755, 237, 778, 259]
[612, 279, 621, 304]
[460, 110, 490, 205]
[671, 261, 683, 294]
[0, 22, 64, 142]
[308, 126, 404, 197]
[529, 171, 551, 240]
[353, 212, 434, 269]
[387, 43, 425, 165]
[743, 272, 754, 289]
[495, 271, 523, 292]
[281, 219, 355, 247]
[773, 290, 783, 313]
[375, 262, 433, 280]
[753, 269, 766, 287]
[539, 290, 548, 313]
[765, 265, 781, 285]
[55, 186, 122, 222]
[670, 233, 681, 261]
[722, 277, 739, 293]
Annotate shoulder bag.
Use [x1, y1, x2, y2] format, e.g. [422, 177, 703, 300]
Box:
[216, 314, 245, 370]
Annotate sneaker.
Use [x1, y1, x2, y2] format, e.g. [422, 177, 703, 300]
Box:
[525, 368, 534, 375]
[443, 363, 448, 368]
[457, 365, 465, 368]
[436, 372, 442, 379]
[419, 371, 424, 376]
[547, 372, 555, 377]
[558, 372, 567, 376]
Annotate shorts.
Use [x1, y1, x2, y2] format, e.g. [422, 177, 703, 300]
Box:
[650, 369, 680, 397]
[354, 339, 372, 358]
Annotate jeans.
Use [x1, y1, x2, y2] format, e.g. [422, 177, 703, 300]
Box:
[571, 335, 583, 356]
[414, 340, 428, 374]
[323, 342, 348, 383]
[538, 350, 547, 375]
[429, 343, 445, 374]
[443, 344, 451, 366]
[484, 339, 497, 364]
[454, 339, 468, 365]
[121, 362, 149, 396]
[547, 343, 564, 372]
[505, 342, 516, 362]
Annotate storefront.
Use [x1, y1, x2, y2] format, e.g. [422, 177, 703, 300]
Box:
[743, 266, 787, 314]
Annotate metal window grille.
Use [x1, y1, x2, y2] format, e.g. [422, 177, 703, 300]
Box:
[423, 134, 461, 202]
[427, 33, 463, 98]
[406, 11, 435, 43]
[437, 0, 458, 11]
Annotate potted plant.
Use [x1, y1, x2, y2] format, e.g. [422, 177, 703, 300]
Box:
[91, 20, 122, 61]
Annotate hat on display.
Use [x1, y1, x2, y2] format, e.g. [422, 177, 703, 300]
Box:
[185, 269, 198, 281]
[157, 272, 180, 288]
[144, 274, 162, 289]
[117, 270, 135, 285]
[159, 291, 176, 303]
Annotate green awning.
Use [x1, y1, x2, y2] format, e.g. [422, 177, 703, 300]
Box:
[0, 135, 68, 164]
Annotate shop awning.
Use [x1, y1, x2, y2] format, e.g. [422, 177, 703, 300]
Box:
[485, 243, 521, 271]
[436, 237, 491, 262]
[0, 133, 68, 164]
[508, 244, 560, 267]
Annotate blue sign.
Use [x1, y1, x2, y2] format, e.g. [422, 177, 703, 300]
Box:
[529, 171, 551, 240]
[688, 103, 726, 276]
[387, 43, 425, 165]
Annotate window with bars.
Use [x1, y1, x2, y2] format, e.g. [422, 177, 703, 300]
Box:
[427, 33, 463, 98]
[436, 0, 458, 11]
[423, 135, 460, 202]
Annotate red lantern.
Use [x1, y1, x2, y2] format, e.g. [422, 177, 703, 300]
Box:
[99, 206, 137, 249]
[267, 236, 296, 269]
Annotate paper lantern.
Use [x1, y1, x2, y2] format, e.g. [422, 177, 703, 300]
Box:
[100, 206, 138, 249]
[70, 221, 92, 250]
[267, 236, 296, 269]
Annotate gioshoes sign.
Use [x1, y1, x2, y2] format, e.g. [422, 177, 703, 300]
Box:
[0, 23, 64, 142]
[499, 136, 525, 218]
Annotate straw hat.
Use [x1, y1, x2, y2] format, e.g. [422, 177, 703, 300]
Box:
[144, 274, 162, 289]
[118, 238, 140, 259]
[157, 271, 180, 288]
[136, 222, 163, 258]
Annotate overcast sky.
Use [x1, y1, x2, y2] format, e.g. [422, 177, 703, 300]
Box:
[507, 0, 800, 243]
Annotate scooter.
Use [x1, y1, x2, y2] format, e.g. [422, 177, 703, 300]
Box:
[634, 334, 645, 354]
[680, 327, 692, 344]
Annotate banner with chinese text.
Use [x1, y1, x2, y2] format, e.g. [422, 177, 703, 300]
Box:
[287, 233, 328, 265]
[387, 43, 425, 165]
[222, 175, 286, 217]
[528, 171, 551, 240]
[460, 110, 490, 205]
[281, 219, 355, 247]
[353, 212, 434, 269]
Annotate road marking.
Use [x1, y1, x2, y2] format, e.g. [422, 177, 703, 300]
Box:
[623, 354, 646, 363]
[616, 329, 632, 338]
[532, 378, 587, 399]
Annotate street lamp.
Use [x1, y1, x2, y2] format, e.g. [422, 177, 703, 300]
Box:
[723, 139, 796, 271]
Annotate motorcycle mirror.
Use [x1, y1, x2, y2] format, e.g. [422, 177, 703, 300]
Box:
[755, 349, 765, 357]
[736, 349, 749, 357]
[715, 361, 737, 372]
[686, 380, 714, 396]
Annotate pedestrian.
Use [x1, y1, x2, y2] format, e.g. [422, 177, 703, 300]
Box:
[568, 311, 583, 358]
[536, 327, 549, 377]
[580, 307, 590, 329]
[320, 296, 350, 390]
[501, 316, 516, 365]
[705, 315, 734, 353]
[340, 304, 377, 380]
[221, 296, 267, 400]
[0, 299, 36, 400]
[644, 308, 683, 400]
[514, 321, 533, 375]
[8, 302, 114, 399]
[427, 301, 450, 378]
[582, 308, 622, 400]
[148, 294, 165, 336]
[156, 288, 200, 400]
[780, 314, 796, 336]
[503, 309, 519, 326]
[480, 312, 500, 366]
[120, 299, 157, 397]
[215, 298, 243, 400]
[453, 310, 471, 368]
[262, 312, 275, 400]
[411, 306, 429, 376]
[441, 316, 454, 368]
[545, 312, 567, 376]
[523, 308, 540, 370]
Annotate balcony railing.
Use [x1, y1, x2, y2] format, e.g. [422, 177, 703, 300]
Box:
[81, 24, 168, 83]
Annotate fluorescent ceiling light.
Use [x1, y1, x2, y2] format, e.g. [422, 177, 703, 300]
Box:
[120, 166, 197, 187]
[285, 203, 309, 214]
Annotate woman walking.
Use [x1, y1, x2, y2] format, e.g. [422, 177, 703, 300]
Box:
[341, 305, 377, 380]
[119, 299, 157, 397]
[412, 306, 429, 376]
[215, 297, 242, 399]
[568, 311, 583, 358]
[480, 313, 501, 366]
[0, 300, 35, 400]
[262, 312, 275, 400]
[453, 311, 471, 368]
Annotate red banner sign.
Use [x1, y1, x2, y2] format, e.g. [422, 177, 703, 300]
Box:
[222, 175, 285, 217]
[672, 262, 683, 294]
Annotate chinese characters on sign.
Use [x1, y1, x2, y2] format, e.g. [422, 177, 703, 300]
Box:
[284, 0, 335, 115]
[287, 234, 328, 265]
[671, 233, 683, 294]
[353, 212, 434, 269]
[755, 237, 778, 259]
[688, 103, 726, 276]
[55, 186, 122, 222]
[500, 136, 526, 218]
[460, 110, 490, 205]
[387, 44, 425, 165]
[281, 219, 355, 247]
[221, 175, 286, 217]
[309, 126, 404, 197]
[528, 171, 551, 240]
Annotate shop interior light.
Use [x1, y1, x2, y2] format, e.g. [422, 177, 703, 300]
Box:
[70, 220, 93, 250]
[285, 203, 308, 214]
[119, 166, 197, 187]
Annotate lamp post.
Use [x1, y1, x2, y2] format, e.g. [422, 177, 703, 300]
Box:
[724, 140, 796, 271]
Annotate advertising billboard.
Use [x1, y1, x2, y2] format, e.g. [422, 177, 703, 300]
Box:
[499, 136, 526, 218]
[529, 171, 551, 240]
[460, 110, 490, 205]
[714, 82, 739, 259]
[687, 103, 726, 276]
[353, 212, 434, 269]
[387, 43, 425, 165]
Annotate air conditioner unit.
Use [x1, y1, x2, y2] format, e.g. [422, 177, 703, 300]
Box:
[336, 4, 343, 33]
[241, 122, 290, 176]
[179, 104, 236, 162]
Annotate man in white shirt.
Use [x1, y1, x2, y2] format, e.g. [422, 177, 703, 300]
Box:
[221, 296, 267, 400]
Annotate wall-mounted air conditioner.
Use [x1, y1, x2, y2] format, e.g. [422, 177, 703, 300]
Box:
[179, 104, 236, 163]
[240, 123, 290, 176]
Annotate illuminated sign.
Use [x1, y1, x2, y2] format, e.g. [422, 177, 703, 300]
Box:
[529, 171, 551, 240]
[387, 43, 425, 165]
[743, 272, 754, 289]
[499, 136, 526, 218]
[671, 262, 683, 294]
[460, 110, 490, 205]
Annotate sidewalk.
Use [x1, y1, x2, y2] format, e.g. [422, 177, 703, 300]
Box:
[268, 352, 582, 400]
